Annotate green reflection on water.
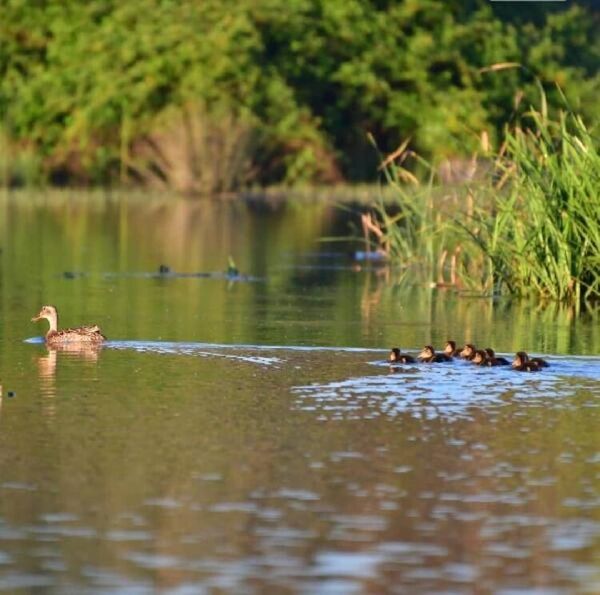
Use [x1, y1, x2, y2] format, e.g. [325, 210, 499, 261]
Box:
[1, 191, 598, 353]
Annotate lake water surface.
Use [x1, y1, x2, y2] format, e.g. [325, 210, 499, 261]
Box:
[1, 191, 600, 593]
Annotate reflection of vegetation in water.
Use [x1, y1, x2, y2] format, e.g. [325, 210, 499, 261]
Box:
[0, 193, 338, 344]
[358, 271, 600, 356]
[1, 192, 598, 354]
[371, 99, 600, 307]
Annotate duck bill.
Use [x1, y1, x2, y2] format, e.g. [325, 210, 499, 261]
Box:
[31, 315, 42, 322]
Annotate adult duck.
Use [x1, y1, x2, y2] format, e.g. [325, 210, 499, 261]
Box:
[418, 345, 452, 363]
[31, 305, 106, 345]
[389, 348, 416, 364]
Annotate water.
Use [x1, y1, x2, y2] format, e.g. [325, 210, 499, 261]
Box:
[1, 191, 600, 593]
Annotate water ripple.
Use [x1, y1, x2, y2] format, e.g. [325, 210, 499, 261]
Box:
[293, 358, 600, 420]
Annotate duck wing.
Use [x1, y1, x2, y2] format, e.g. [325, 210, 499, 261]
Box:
[49, 325, 106, 343]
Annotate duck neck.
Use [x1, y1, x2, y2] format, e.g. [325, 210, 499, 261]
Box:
[46, 311, 58, 334]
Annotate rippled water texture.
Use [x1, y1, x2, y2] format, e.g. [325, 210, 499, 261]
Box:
[1, 191, 600, 593]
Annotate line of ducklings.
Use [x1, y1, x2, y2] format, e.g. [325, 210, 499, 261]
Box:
[389, 340, 548, 372]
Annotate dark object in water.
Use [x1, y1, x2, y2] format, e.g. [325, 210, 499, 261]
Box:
[7, 391, 16, 398]
[63, 271, 77, 279]
[158, 264, 171, 274]
[418, 345, 452, 363]
[389, 347, 416, 364]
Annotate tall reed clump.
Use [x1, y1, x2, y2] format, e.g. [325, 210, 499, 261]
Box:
[461, 105, 600, 305]
[367, 136, 485, 287]
[372, 100, 600, 306]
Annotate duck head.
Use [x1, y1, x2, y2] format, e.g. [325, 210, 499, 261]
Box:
[444, 340, 456, 355]
[32, 305, 59, 332]
[389, 348, 402, 362]
[419, 345, 435, 359]
[512, 351, 528, 368]
[473, 350, 487, 365]
[460, 344, 476, 359]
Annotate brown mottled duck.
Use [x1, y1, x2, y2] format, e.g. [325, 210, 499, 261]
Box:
[32, 305, 106, 345]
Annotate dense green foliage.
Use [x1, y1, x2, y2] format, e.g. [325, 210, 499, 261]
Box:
[371, 98, 600, 306]
[1, 0, 599, 190]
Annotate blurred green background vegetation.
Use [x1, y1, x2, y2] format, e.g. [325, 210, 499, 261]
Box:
[1, 0, 598, 191]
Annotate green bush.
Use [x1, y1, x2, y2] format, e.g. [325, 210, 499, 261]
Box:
[1, 0, 598, 188]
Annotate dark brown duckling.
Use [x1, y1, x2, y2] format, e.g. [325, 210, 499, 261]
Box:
[389, 348, 416, 364]
[484, 348, 510, 366]
[472, 349, 491, 366]
[418, 345, 452, 363]
[525, 352, 549, 368]
[459, 343, 477, 360]
[512, 351, 541, 372]
[444, 340, 461, 357]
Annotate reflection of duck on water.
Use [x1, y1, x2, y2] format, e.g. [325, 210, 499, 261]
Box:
[389, 348, 416, 364]
[32, 305, 106, 345]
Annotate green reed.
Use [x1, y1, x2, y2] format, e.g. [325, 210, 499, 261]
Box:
[373, 102, 600, 307]
[469, 107, 600, 305]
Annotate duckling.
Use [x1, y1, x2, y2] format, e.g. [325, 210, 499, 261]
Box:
[31, 305, 106, 345]
[525, 352, 549, 368]
[418, 345, 452, 363]
[512, 351, 541, 372]
[472, 349, 491, 366]
[389, 348, 416, 364]
[484, 348, 510, 366]
[459, 343, 477, 360]
[443, 340, 461, 357]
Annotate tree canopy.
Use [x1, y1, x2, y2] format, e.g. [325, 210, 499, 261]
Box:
[1, 0, 598, 189]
